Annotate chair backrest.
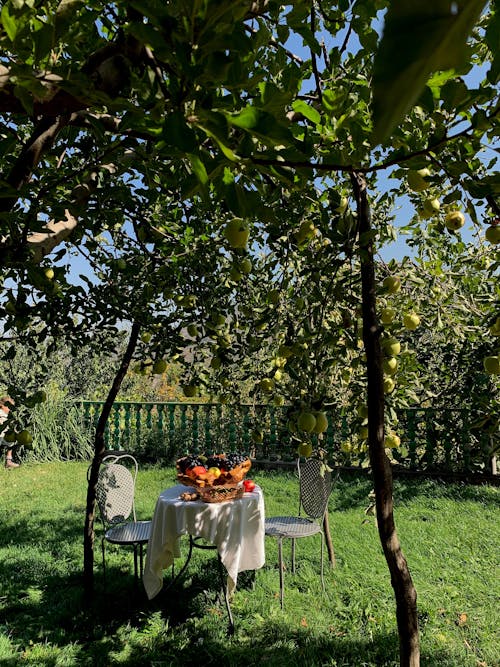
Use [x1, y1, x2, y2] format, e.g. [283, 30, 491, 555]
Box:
[299, 458, 332, 520]
[95, 454, 139, 527]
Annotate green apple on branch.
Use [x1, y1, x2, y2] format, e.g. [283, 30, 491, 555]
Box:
[403, 312, 421, 330]
[485, 225, 500, 244]
[383, 276, 401, 293]
[483, 356, 500, 375]
[224, 218, 250, 249]
[407, 168, 431, 192]
[445, 210, 465, 231]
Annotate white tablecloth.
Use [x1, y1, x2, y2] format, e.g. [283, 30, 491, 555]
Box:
[143, 484, 265, 600]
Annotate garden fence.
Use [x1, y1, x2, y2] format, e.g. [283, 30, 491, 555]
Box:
[79, 401, 496, 474]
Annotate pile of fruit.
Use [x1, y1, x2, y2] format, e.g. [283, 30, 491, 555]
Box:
[176, 452, 252, 488]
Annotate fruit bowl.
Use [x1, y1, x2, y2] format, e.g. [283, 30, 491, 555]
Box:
[176, 453, 251, 490]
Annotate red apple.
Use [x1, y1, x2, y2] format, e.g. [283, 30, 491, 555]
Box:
[243, 479, 256, 492]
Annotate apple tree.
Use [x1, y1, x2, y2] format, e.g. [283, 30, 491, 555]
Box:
[1, 1, 498, 665]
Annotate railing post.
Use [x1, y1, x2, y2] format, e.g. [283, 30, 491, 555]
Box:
[113, 403, 121, 450]
[157, 403, 164, 437]
[242, 406, 250, 453]
[123, 404, 131, 450]
[407, 409, 417, 469]
[168, 404, 176, 452]
[204, 404, 212, 451]
[228, 404, 236, 452]
[192, 405, 199, 454]
[425, 410, 435, 468]
[269, 406, 277, 458]
[180, 404, 188, 451]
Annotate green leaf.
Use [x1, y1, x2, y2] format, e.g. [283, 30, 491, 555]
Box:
[292, 99, 321, 125]
[226, 106, 294, 146]
[1, 4, 18, 41]
[372, 0, 488, 145]
[187, 154, 208, 186]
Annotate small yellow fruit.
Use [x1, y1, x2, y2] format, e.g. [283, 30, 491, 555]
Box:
[407, 168, 431, 192]
[210, 356, 222, 369]
[183, 385, 198, 398]
[312, 411, 328, 434]
[295, 220, 316, 244]
[383, 276, 401, 294]
[383, 337, 401, 356]
[335, 196, 348, 214]
[384, 377, 396, 394]
[187, 324, 198, 337]
[445, 210, 465, 231]
[141, 331, 152, 343]
[483, 356, 500, 375]
[152, 359, 167, 374]
[240, 258, 253, 274]
[3, 430, 16, 443]
[383, 357, 398, 376]
[423, 198, 440, 216]
[384, 432, 401, 448]
[297, 411, 317, 433]
[298, 442, 313, 457]
[403, 313, 421, 330]
[44, 268, 55, 280]
[259, 378, 275, 393]
[207, 467, 221, 478]
[485, 225, 500, 244]
[380, 307, 396, 325]
[224, 218, 250, 248]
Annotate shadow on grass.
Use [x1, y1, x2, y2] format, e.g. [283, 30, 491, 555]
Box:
[0, 560, 482, 667]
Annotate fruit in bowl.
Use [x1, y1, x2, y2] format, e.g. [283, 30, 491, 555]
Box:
[176, 453, 251, 488]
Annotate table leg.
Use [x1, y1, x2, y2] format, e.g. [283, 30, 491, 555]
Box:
[217, 553, 235, 635]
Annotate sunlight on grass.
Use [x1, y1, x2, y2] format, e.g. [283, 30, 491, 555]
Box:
[0, 462, 498, 666]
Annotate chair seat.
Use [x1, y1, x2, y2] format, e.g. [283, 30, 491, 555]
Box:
[265, 516, 322, 539]
[105, 520, 151, 545]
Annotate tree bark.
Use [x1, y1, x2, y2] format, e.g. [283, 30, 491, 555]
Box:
[83, 322, 140, 600]
[351, 172, 420, 667]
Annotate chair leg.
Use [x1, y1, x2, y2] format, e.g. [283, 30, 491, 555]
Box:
[291, 538, 296, 574]
[320, 533, 325, 591]
[278, 537, 285, 610]
[101, 538, 106, 582]
[133, 545, 137, 582]
[139, 543, 144, 578]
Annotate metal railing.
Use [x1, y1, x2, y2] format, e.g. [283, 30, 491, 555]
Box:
[79, 401, 496, 474]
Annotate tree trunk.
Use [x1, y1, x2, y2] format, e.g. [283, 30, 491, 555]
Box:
[351, 172, 420, 667]
[83, 322, 140, 599]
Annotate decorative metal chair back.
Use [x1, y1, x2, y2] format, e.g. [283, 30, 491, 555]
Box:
[96, 455, 137, 528]
[299, 457, 332, 521]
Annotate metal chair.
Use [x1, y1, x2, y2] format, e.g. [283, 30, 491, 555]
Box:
[93, 453, 152, 583]
[265, 457, 332, 608]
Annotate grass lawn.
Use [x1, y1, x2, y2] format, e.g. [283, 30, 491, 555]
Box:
[0, 461, 498, 666]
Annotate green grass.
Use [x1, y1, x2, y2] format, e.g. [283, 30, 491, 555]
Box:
[0, 462, 498, 666]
